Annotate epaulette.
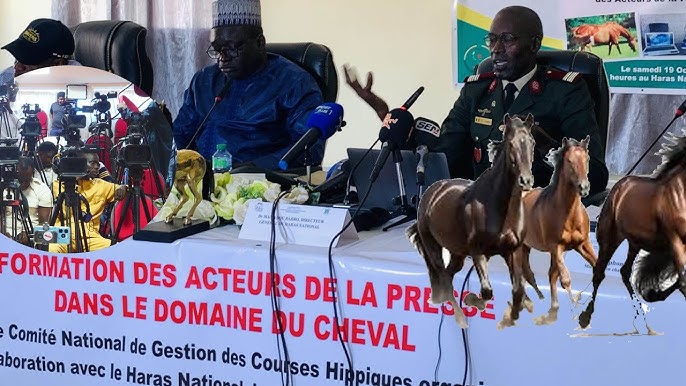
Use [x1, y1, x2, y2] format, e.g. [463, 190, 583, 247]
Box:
[544, 69, 582, 83]
[463, 72, 496, 83]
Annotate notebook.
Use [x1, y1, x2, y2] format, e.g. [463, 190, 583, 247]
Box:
[347, 148, 451, 211]
[643, 32, 680, 56]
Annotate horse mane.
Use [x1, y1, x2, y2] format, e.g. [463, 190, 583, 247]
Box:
[652, 129, 686, 179]
[487, 137, 505, 163]
[541, 138, 579, 193]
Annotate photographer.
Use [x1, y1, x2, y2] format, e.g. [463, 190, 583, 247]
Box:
[4, 157, 52, 245]
[49, 92, 67, 137]
[35, 141, 58, 186]
[0, 83, 19, 140]
[49, 151, 127, 253]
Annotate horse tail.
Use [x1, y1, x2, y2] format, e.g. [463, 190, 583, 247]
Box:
[406, 223, 421, 251]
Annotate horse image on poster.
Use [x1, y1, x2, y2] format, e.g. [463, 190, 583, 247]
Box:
[579, 131, 686, 332]
[569, 21, 637, 55]
[500, 136, 597, 329]
[407, 114, 536, 328]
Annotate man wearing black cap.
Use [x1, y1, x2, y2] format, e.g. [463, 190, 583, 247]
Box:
[0, 18, 79, 84]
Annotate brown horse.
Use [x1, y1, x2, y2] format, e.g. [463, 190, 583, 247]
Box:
[502, 137, 597, 328]
[579, 131, 686, 329]
[570, 22, 637, 55]
[407, 114, 535, 328]
[165, 149, 206, 225]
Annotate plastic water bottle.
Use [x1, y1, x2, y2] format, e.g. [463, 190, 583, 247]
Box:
[212, 143, 232, 173]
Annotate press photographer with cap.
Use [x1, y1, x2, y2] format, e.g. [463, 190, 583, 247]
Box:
[173, 0, 324, 170]
[0, 18, 80, 84]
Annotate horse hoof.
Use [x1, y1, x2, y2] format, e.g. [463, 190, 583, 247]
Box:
[164, 216, 173, 223]
[523, 298, 535, 313]
[578, 311, 591, 329]
[464, 293, 487, 310]
[481, 288, 493, 301]
[183, 217, 192, 226]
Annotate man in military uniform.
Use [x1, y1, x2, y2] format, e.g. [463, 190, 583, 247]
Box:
[440, 6, 607, 194]
[345, 6, 609, 196]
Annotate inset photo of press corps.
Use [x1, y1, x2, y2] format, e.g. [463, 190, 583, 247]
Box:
[2, 65, 171, 253]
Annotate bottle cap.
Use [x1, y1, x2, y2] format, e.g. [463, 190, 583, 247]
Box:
[217, 143, 227, 150]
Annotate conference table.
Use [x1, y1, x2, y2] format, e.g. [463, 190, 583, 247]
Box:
[0, 217, 681, 386]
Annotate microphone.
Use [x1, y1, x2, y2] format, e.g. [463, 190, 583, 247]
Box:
[369, 108, 415, 182]
[278, 103, 344, 170]
[185, 80, 233, 150]
[626, 98, 686, 176]
[413, 117, 441, 187]
[401, 86, 425, 110]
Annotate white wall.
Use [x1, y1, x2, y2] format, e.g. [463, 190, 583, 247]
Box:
[262, 0, 459, 166]
[0, 0, 52, 70]
[0, 0, 460, 168]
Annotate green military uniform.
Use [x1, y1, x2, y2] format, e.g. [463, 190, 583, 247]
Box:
[435, 66, 608, 195]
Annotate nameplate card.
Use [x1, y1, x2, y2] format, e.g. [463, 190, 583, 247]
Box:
[238, 201, 358, 247]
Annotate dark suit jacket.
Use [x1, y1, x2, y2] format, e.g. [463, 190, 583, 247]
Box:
[435, 66, 608, 195]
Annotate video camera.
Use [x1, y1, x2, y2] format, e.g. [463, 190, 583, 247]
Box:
[0, 83, 18, 105]
[53, 146, 88, 179]
[0, 139, 20, 188]
[117, 111, 151, 166]
[81, 91, 118, 115]
[19, 103, 43, 138]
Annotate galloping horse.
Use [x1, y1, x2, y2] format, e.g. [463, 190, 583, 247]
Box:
[504, 137, 597, 328]
[165, 149, 206, 225]
[570, 22, 637, 55]
[579, 131, 686, 329]
[407, 114, 535, 328]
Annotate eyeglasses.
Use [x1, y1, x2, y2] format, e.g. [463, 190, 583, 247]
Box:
[484, 33, 524, 47]
[206, 44, 247, 59]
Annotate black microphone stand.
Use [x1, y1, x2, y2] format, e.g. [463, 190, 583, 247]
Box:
[303, 145, 313, 186]
[625, 115, 680, 176]
[383, 149, 417, 231]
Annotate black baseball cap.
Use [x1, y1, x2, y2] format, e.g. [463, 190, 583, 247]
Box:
[2, 19, 74, 65]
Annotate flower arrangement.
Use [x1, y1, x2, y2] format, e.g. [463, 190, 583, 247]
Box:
[210, 172, 310, 225]
[154, 172, 312, 226]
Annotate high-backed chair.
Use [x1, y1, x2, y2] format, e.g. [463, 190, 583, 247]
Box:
[70, 20, 154, 97]
[477, 50, 610, 206]
[266, 42, 338, 103]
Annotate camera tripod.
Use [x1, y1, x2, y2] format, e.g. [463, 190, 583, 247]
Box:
[0, 103, 16, 139]
[50, 177, 92, 253]
[111, 165, 152, 244]
[0, 179, 33, 244]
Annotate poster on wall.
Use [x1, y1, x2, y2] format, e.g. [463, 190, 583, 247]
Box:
[453, 0, 686, 94]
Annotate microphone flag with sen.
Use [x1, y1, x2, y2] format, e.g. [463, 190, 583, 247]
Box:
[278, 102, 344, 171]
[413, 117, 441, 187]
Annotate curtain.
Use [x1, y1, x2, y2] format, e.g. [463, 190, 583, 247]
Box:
[53, 0, 214, 119]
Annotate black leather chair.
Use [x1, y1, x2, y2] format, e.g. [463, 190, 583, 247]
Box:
[71, 20, 154, 97]
[266, 42, 338, 102]
[477, 50, 610, 205]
